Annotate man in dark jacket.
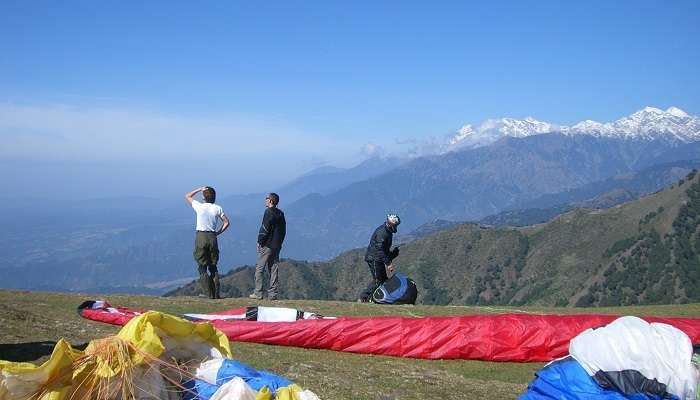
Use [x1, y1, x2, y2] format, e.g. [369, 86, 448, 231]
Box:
[250, 192, 286, 300]
[358, 214, 401, 302]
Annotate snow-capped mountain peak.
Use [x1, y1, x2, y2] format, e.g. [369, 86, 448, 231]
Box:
[592, 106, 698, 140]
[569, 119, 605, 134]
[446, 106, 699, 152]
[499, 117, 556, 137]
[640, 106, 664, 114]
[667, 106, 689, 118]
[448, 116, 556, 150]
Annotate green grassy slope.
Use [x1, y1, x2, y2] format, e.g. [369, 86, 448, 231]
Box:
[2, 291, 699, 400]
[517, 172, 696, 306]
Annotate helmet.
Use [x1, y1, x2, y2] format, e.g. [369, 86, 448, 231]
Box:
[387, 214, 401, 225]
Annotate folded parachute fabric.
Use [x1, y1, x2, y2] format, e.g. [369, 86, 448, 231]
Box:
[194, 359, 293, 393]
[79, 300, 700, 362]
[205, 378, 320, 400]
[184, 359, 320, 400]
[77, 299, 146, 326]
[184, 306, 331, 323]
[520, 357, 674, 400]
[520, 316, 700, 400]
[0, 339, 80, 400]
[0, 311, 319, 400]
[570, 316, 699, 400]
[77, 300, 329, 325]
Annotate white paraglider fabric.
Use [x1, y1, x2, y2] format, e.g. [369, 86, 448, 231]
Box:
[209, 377, 257, 400]
[570, 316, 699, 400]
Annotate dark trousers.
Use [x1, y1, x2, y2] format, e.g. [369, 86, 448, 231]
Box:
[194, 231, 220, 299]
[198, 264, 220, 299]
[359, 260, 387, 301]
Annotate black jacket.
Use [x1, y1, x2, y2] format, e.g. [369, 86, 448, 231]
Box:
[257, 207, 286, 249]
[364, 223, 396, 264]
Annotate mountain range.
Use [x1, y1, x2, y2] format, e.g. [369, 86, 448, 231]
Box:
[447, 106, 700, 151]
[282, 134, 700, 259]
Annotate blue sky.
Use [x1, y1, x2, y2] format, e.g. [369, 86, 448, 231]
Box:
[1, 1, 699, 198]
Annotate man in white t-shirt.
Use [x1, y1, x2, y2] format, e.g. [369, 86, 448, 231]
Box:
[185, 186, 230, 299]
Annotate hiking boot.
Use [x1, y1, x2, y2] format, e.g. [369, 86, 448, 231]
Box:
[248, 293, 262, 300]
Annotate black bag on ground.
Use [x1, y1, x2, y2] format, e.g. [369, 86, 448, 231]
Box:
[372, 272, 417, 304]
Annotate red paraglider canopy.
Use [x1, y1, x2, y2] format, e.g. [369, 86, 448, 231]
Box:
[78, 300, 700, 362]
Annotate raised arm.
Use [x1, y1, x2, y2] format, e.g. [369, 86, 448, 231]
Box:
[185, 186, 206, 205]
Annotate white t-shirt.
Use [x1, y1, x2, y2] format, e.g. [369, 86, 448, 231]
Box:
[191, 200, 226, 232]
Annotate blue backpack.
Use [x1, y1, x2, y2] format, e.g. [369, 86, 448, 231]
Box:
[372, 272, 418, 304]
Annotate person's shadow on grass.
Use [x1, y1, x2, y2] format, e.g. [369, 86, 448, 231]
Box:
[0, 341, 88, 363]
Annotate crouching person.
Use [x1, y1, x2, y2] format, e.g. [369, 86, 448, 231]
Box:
[358, 214, 401, 303]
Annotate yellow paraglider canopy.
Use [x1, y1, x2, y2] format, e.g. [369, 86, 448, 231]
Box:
[0, 311, 232, 400]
